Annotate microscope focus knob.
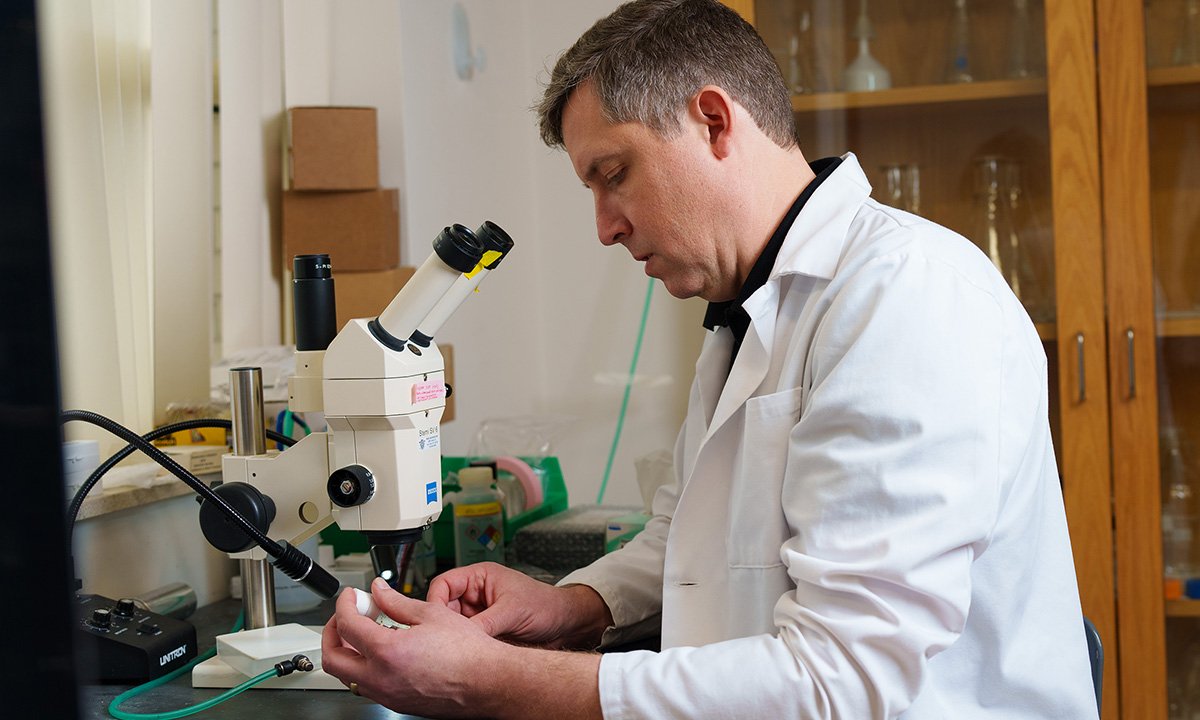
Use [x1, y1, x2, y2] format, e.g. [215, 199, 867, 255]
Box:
[328, 465, 375, 508]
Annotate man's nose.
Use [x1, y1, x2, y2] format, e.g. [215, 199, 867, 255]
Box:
[595, 198, 630, 246]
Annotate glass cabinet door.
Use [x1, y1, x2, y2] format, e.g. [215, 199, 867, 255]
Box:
[733, 0, 1116, 713]
[1146, 2, 1200, 718]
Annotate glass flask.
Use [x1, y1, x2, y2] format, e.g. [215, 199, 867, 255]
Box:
[1162, 425, 1197, 586]
[946, 0, 974, 83]
[843, 0, 891, 91]
[786, 5, 816, 94]
[973, 156, 1014, 282]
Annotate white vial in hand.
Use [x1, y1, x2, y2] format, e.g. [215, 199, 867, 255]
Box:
[352, 588, 408, 629]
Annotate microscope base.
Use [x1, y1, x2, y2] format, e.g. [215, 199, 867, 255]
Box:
[191, 624, 345, 691]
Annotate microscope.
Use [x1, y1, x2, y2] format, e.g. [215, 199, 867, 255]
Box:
[191, 222, 513, 689]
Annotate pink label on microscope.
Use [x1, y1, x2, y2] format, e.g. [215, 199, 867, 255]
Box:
[412, 380, 445, 403]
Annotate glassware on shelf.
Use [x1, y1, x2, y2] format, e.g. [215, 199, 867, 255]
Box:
[971, 155, 1047, 318]
[973, 156, 1016, 283]
[786, 6, 816, 95]
[843, 0, 891, 92]
[1169, 638, 1200, 720]
[1006, 0, 1037, 79]
[1161, 425, 1198, 597]
[946, 0, 974, 83]
[1174, 0, 1200, 66]
[1000, 160, 1051, 321]
[880, 163, 920, 214]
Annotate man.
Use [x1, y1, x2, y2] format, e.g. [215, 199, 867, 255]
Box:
[322, 1, 1099, 717]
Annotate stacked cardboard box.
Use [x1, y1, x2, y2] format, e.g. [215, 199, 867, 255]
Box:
[281, 106, 453, 422]
[283, 106, 400, 275]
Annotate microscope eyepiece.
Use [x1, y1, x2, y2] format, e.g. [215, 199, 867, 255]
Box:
[293, 254, 333, 280]
[432, 224, 485, 273]
[292, 254, 337, 351]
[474, 221, 514, 269]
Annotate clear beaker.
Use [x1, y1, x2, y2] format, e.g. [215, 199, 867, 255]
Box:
[880, 163, 920, 214]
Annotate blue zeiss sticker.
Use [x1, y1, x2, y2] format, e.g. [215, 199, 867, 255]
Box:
[426, 481, 438, 504]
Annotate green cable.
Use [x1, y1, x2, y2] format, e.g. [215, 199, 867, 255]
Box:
[109, 667, 276, 720]
[597, 277, 654, 504]
[108, 613, 260, 720]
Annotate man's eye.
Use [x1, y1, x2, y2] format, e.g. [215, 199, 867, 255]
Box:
[606, 168, 626, 187]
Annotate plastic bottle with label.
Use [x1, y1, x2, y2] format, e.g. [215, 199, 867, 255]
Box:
[448, 466, 505, 567]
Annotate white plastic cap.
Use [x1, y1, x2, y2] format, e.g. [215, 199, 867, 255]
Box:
[458, 466, 494, 487]
[353, 588, 379, 619]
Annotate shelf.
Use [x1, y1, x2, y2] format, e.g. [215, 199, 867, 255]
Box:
[1158, 312, 1200, 338]
[1030, 317, 1200, 340]
[75, 472, 219, 522]
[791, 78, 1048, 113]
[1166, 599, 1200, 617]
[1147, 65, 1200, 87]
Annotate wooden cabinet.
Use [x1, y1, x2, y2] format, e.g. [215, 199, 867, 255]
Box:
[730, 0, 1200, 717]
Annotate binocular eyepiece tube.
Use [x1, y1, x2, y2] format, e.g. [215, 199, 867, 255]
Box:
[369, 222, 513, 351]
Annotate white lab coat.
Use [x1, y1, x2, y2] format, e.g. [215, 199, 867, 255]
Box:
[560, 154, 1098, 719]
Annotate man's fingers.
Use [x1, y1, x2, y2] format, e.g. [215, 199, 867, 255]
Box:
[370, 577, 438, 625]
[320, 617, 372, 688]
[333, 586, 401, 656]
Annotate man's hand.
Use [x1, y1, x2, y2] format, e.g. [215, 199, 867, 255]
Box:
[321, 578, 506, 717]
[427, 562, 613, 649]
[321, 576, 605, 720]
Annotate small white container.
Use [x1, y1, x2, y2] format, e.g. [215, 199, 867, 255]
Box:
[62, 440, 100, 499]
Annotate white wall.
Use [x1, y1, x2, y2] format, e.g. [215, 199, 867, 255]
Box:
[391, 1, 707, 507]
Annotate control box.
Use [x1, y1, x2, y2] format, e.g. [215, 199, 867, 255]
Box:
[75, 593, 198, 682]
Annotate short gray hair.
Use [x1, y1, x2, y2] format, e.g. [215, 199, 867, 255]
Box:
[536, 0, 797, 150]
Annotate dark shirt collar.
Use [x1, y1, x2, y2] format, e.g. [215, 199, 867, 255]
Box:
[703, 155, 843, 336]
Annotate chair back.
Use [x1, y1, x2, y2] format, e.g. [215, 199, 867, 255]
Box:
[1083, 616, 1103, 714]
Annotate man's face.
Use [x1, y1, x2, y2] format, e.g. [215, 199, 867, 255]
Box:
[561, 83, 739, 301]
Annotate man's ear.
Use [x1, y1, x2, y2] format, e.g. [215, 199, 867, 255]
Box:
[691, 86, 736, 159]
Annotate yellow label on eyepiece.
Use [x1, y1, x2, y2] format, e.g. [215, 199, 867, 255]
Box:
[464, 250, 504, 279]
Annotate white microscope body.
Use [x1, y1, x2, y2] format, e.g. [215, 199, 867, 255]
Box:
[194, 222, 512, 690]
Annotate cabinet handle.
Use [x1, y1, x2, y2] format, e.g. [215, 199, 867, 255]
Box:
[1126, 327, 1136, 399]
[1075, 332, 1086, 403]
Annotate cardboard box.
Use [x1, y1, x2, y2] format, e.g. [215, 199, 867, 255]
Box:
[152, 426, 227, 447]
[286, 107, 379, 190]
[283, 189, 400, 272]
[161, 445, 225, 475]
[334, 266, 416, 330]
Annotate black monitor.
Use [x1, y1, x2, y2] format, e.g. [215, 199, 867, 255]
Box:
[0, 1, 82, 716]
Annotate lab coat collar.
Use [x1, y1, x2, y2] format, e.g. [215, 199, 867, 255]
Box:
[698, 153, 871, 442]
[770, 152, 872, 283]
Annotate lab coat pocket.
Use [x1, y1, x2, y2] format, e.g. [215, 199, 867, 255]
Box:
[727, 386, 805, 569]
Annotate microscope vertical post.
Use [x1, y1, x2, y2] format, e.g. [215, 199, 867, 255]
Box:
[230, 367, 276, 630]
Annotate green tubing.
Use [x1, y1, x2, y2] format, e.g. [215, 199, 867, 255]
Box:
[107, 613, 250, 720]
[108, 667, 277, 720]
[597, 277, 654, 504]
